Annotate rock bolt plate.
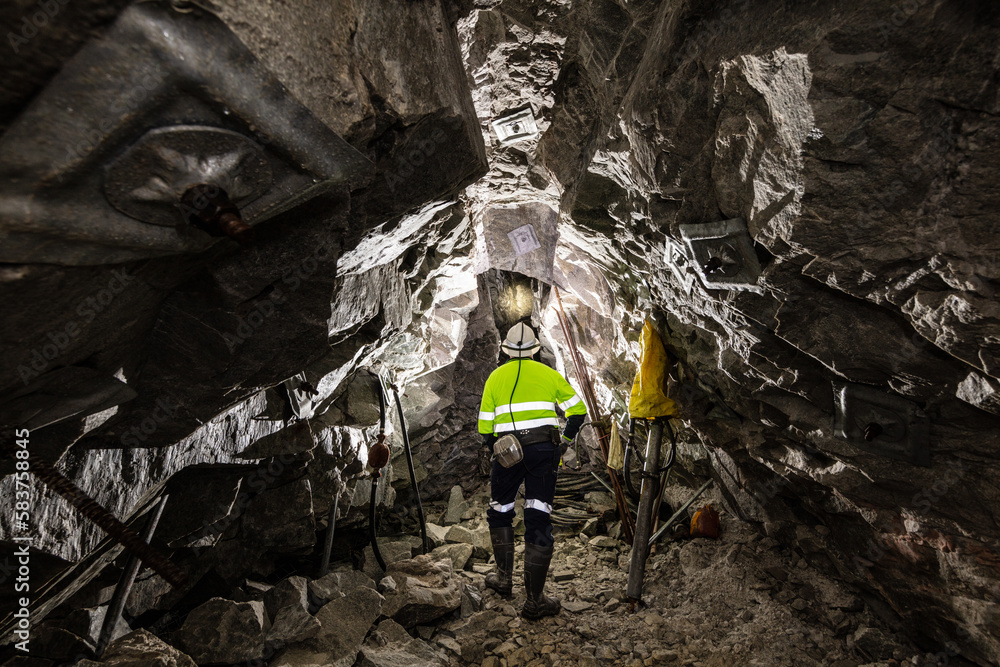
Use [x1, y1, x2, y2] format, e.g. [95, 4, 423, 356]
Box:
[104, 126, 273, 227]
[832, 381, 931, 466]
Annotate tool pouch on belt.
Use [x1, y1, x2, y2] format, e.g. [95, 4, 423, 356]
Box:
[493, 434, 524, 468]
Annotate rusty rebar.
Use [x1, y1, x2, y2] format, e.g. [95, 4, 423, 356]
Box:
[29, 456, 186, 588]
[553, 286, 636, 543]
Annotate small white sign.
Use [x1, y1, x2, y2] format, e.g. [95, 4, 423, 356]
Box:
[508, 224, 541, 256]
[492, 107, 539, 145]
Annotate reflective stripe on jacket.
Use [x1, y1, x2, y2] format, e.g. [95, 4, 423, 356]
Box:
[478, 359, 587, 434]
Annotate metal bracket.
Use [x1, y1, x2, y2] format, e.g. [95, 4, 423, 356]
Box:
[678, 218, 762, 291]
[281, 372, 317, 421]
[832, 381, 931, 466]
[491, 106, 539, 145]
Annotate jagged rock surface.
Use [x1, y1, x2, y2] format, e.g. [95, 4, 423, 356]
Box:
[172, 598, 268, 665]
[1, 0, 998, 664]
[449, 0, 1000, 662]
[76, 629, 196, 667]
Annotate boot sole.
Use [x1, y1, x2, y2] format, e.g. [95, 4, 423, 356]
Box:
[521, 608, 560, 620]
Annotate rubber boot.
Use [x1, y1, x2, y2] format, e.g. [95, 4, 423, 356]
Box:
[521, 542, 561, 619]
[485, 526, 514, 597]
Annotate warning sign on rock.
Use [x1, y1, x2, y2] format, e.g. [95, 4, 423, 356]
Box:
[508, 224, 541, 256]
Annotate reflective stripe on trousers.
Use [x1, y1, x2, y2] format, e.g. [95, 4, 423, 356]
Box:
[486, 443, 559, 547]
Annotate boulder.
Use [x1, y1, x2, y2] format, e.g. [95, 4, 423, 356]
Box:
[589, 536, 618, 548]
[461, 584, 483, 617]
[264, 576, 310, 620]
[308, 569, 376, 604]
[584, 491, 615, 513]
[266, 606, 321, 649]
[444, 485, 468, 525]
[444, 525, 491, 557]
[260, 574, 321, 648]
[272, 586, 383, 667]
[429, 543, 474, 571]
[76, 630, 196, 667]
[377, 576, 397, 594]
[381, 555, 462, 627]
[173, 598, 268, 665]
[359, 619, 447, 667]
[425, 523, 450, 547]
[242, 579, 274, 599]
[361, 537, 420, 579]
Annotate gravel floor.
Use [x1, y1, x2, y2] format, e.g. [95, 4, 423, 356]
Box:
[423, 481, 938, 667]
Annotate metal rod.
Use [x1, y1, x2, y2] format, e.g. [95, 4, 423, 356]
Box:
[367, 374, 388, 572]
[29, 456, 186, 588]
[589, 471, 615, 495]
[318, 485, 340, 577]
[627, 421, 663, 602]
[648, 422, 677, 544]
[648, 478, 714, 547]
[623, 419, 640, 501]
[96, 494, 168, 657]
[369, 473, 386, 571]
[553, 286, 635, 542]
[391, 384, 428, 555]
[649, 468, 671, 550]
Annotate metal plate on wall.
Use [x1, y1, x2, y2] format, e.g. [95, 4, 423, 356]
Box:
[832, 381, 931, 466]
[491, 106, 539, 145]
[104, 126, 273, 227]
[678, 218, 762, 291]
[0, 3, 374, 266]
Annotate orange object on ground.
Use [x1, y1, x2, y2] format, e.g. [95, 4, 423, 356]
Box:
[690, 504, 720, 539]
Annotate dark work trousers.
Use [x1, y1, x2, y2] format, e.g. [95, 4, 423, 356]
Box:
[486, 443, 559, 548]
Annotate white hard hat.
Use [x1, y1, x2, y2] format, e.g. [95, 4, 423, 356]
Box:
[501, 322, 540, 358]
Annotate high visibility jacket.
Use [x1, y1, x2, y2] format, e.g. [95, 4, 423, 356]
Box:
[478, 359, 587, 435]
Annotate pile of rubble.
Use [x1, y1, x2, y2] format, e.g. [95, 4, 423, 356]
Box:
[25, 478, 946, 667]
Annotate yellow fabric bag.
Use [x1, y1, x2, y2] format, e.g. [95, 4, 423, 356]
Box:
[628, 321, 678, 419]
[607, 420, 624, 471]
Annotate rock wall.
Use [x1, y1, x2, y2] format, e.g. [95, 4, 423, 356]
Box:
[0, 0, 486, 620]
[449, 0, 1000, 662]
[552, 0, 1000, 662]
[2, 0, 999, 663]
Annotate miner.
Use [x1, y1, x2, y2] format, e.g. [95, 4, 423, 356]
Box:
[478, 322, 587, 619]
